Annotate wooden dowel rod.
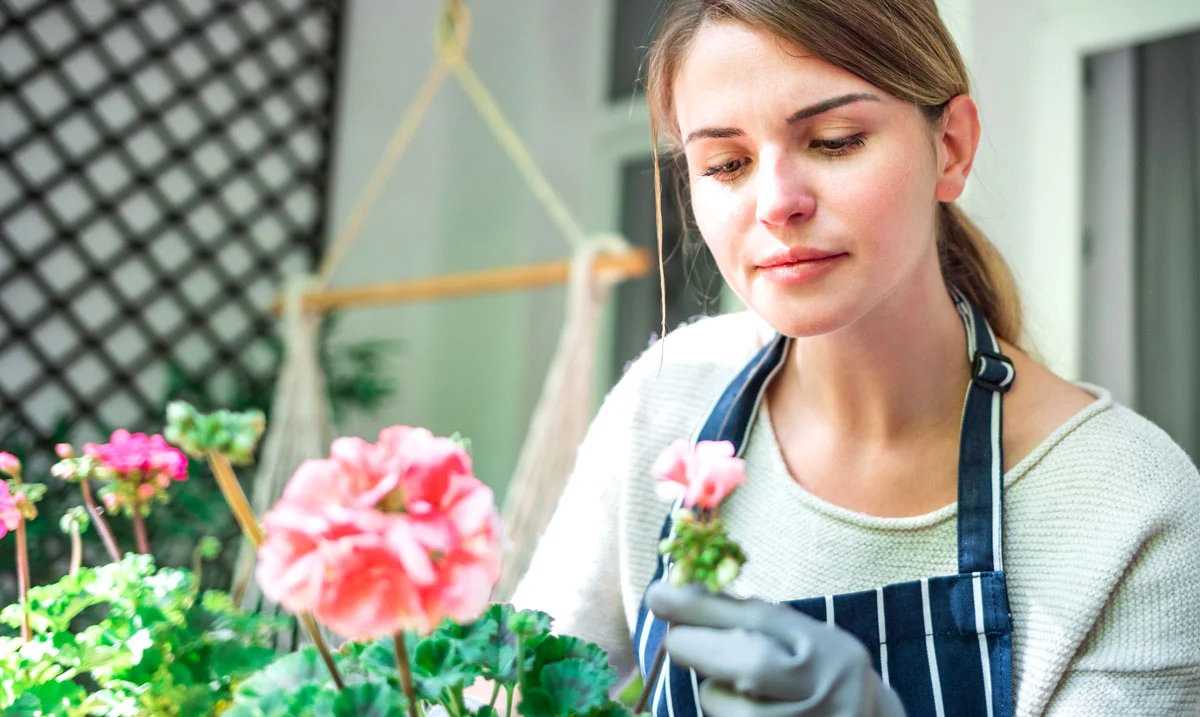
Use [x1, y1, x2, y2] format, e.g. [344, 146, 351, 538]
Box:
[274, 247, 652, 314]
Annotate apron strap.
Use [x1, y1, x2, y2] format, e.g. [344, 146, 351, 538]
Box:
[695, 333, 791, 454]
[952, 290, 1015, 574]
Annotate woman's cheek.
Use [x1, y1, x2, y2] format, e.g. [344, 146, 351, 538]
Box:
[691, 183, 752, 286]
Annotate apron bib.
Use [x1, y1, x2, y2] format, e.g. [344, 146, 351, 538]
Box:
[632, 291, 1016, 717]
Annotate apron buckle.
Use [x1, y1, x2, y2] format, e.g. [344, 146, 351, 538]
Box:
[972, 350, 1015, 394]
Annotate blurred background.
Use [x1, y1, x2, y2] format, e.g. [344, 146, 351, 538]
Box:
[0, 0, 1197, 594]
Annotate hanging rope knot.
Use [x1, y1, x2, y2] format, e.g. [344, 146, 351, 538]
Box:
[574, 234, 638, 287]
[435, 0, 471, 67]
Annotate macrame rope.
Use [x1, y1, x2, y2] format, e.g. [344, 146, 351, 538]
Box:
[452, 59, 588, 249]
[316, 0, 587, 286]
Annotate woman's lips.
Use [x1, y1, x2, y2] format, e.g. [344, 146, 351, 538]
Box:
[756, 252, 848, 285]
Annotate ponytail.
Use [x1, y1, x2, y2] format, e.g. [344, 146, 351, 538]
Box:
[938, 202, 1023, 347]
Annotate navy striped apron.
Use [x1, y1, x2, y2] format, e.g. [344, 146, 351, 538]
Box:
[632, 292, 1016, 717]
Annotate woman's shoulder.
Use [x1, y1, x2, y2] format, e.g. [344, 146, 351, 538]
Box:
[1013, 385, 1199, 501]
[1006, 392, 1200, 710]
[611, 311, 767, 405]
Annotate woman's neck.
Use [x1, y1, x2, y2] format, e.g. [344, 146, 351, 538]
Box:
[776, 259, 972, 446]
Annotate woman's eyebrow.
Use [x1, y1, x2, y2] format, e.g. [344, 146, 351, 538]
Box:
[683, 93, 881, 146]
[786, 93, 880, 123]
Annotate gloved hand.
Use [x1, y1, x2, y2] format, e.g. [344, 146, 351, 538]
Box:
[646, 581, 906, 717]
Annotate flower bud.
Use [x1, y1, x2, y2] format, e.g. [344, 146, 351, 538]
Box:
[0, 452, 20, 480]
[198, 535, 222, 560]
[103, 493, 120, 510]
[507, 610, 544, 638]
[51, 460, 76, 481]
[138, 483, 155, 499]
[715, 556, 741, 588]
[165, 400, 194, 428]
[55, 443, 74, 459]
[245, 410, 266, 439]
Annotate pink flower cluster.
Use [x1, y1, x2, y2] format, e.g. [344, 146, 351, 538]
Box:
[652, 439, 747, 510]
[0, 480, 20, 539]
[256, 426, 503, 641]
[84, 430, 189, 482]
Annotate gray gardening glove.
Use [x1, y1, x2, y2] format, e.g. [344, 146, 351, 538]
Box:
[646, 581, 906, 717]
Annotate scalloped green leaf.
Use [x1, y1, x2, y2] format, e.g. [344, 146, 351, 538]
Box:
[538, 658, 611, 715]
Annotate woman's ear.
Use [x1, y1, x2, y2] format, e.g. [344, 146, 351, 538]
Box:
[934, 95, 981, 203]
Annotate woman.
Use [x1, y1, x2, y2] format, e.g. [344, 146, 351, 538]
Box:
[513, 1, 1200, 715]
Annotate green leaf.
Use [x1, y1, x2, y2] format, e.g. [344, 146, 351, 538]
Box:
[2, 678, 86, 716]
[411, 637, 480, 702]
[528, 635, 617, 698]
[515, 687, 557, 717]
[537, 658, 611, 715]
[234, 647, 335, 699]
[583, 701, 642, 717]
[330, 680, 408, 717]
[436, 604, 531, 683]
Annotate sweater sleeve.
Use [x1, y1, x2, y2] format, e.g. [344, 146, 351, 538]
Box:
[1043, 447, 1200, 716]
[510, 354, 650, 685]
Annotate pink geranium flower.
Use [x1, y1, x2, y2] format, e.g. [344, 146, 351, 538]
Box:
[0, 480, 20, 538]
[257, 426, 503, 640]
[652, 439, 747, 510]
[85, 430, 189, 482]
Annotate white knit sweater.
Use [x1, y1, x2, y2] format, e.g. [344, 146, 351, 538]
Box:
[512, 312, 1200, 716]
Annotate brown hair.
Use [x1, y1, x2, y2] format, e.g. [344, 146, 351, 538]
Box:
[645, 0, 1023, 345]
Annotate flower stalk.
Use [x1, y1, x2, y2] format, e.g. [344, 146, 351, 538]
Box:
[1, 454, 40, 643]
[78, 478, 121, 562]
[634, 641, 667, 713]
[394, 631, 421, 717]
[207, 451, 343, 691]
[205, 451, 266, 546]
[68, 523, 82, 575]
[15, 516, 30, 641]
[300, 612, 345, 690]
[131, 502, 150, 555]
[60, 507, 90, 576]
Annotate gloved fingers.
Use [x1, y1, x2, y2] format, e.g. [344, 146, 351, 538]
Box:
[665, 625, 814, 701]
[646, 581, 818, 646]
[698, 681, 808, 717]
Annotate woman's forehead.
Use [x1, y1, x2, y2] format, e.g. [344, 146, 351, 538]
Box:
[673, 22, 886, 132]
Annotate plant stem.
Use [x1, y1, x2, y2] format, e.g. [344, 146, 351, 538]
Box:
[394, 631, 420, 717]
[207, 452, 346, 694]
[205, 451, 266, 547]
[634, 640, 668, 713]
[68, 524, 82, 576]
[131, 503, 150, 555]
[78, 479, 121, 562]
[488, 681, 501, 712]
[515, 633, 527, 691]
[15, 518, 30, 642]
[191, 545, 204, 587]
[504, 686, 514, 717]
[299, 612, 345, 690]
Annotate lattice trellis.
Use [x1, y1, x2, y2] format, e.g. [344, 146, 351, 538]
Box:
[0, 0, 344, 451]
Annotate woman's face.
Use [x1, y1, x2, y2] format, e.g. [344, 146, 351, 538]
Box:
[673, 22, 948, 337]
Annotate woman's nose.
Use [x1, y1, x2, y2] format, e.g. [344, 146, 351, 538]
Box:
[754, 153, 816, 228]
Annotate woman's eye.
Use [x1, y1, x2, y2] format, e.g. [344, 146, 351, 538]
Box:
[700, 157, 749, 180]
[812, 133, 867, 156]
